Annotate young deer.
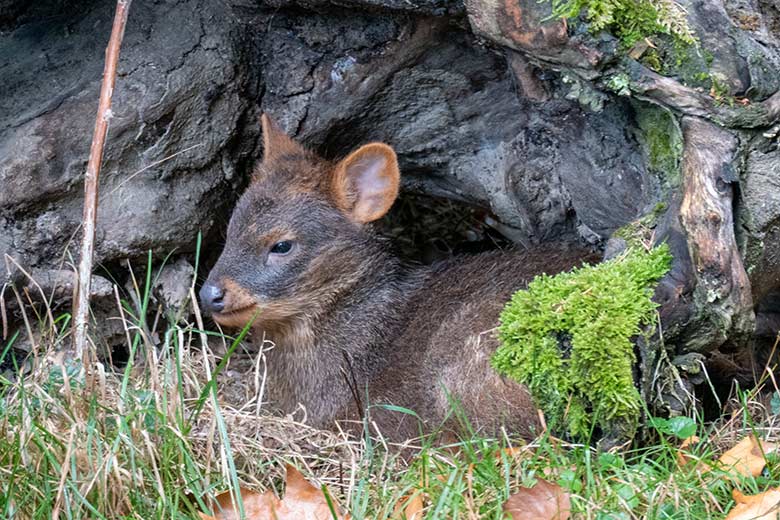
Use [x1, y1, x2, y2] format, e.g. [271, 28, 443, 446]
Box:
[200, 115, 592, 440]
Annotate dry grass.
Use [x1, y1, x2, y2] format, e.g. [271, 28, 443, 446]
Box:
[2, 254, 780, 519]
[0, 253, 387, 518]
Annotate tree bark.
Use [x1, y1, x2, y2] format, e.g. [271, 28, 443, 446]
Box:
[677, 117, 754, 352]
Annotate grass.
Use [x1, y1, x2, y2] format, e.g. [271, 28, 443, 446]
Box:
[2, 254, 780, 519]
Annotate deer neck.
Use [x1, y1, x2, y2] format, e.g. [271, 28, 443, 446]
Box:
[256, 246, 423, 425]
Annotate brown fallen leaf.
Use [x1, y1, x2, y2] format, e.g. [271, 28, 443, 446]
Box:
[201, 464, 348, 520]
[392, 492, 424, 520]
[725, 488, 780, 520]
[503, 478, 571, 520]
[199, 488, 279, 520]
[718, 436, 777, 478]
[282, 464, 348, 519]
[496, 446, 532, 462]
[628, 39, 650, 60]
[677, 435, 700, 466]
[676, 436, 712, 472]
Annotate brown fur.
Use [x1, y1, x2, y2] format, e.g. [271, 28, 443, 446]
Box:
[201, 116, 596, 440]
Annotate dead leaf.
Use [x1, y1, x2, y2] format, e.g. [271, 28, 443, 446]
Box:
[282, 464, 348, 519]
[392, 472, 427, 520]
[199, 488, 279, 520]
[725, 488, 780, 520]
[628, 40, 650, 59]
[676, 435, 712, 472]
[496, 446, 532, 462]
[503, 478, 571, 520]
[718, 436, 777, 478]
[677, 435, 700, 466]
[392, 492, 424, 520]
[201, 465, 348, 520]
[680, 436, 699, 450]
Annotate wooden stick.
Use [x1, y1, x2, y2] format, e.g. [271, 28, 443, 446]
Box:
[71, 0, 133, 360]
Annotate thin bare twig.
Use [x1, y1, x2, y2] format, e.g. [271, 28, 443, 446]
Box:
[71, 0, 133, 360]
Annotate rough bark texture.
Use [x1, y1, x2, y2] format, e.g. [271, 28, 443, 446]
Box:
[1, 0, 258, 269]
[678, 118, 754, 351]
[2, 0, 780, 424]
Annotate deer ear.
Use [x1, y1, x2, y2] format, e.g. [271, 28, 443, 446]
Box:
[260, 113, 304, 163]
[332, 143, 400, 223]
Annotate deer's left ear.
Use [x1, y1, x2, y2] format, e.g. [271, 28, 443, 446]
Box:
[331, 143, 400, 223]
[260, 113, 305, 164]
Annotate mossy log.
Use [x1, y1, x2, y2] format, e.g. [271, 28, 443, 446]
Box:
[467, 0, 780, 419]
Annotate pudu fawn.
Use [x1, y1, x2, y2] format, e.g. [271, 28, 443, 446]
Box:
[200, 115, 591, 440]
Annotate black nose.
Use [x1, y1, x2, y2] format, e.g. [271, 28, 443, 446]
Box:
[199, 283, 225, 315]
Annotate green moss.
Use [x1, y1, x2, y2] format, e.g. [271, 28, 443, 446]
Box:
[633, 104, 682, 188]
[640, 48, 663, 72]
[657, 41, 716, 92]
[709, 75, 734, 106]
[492, 245, 673, 440]
[614, 202, 668, 249]
[551, 0, 695, 48]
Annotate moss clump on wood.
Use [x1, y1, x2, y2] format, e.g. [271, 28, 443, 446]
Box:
[634, 105, 682, 187]
[492, 245, 672, 440]
[613, 202, 668, 249]
[552, 0, 695, 48]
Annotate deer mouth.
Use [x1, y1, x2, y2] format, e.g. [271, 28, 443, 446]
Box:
[211, 305, 261, 328]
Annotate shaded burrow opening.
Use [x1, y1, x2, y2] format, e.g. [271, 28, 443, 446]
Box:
[376, 191, 515, 264]
[697, 288, 780, 421]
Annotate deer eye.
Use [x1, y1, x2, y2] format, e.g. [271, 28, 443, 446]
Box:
[270, 241, 294, 255]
